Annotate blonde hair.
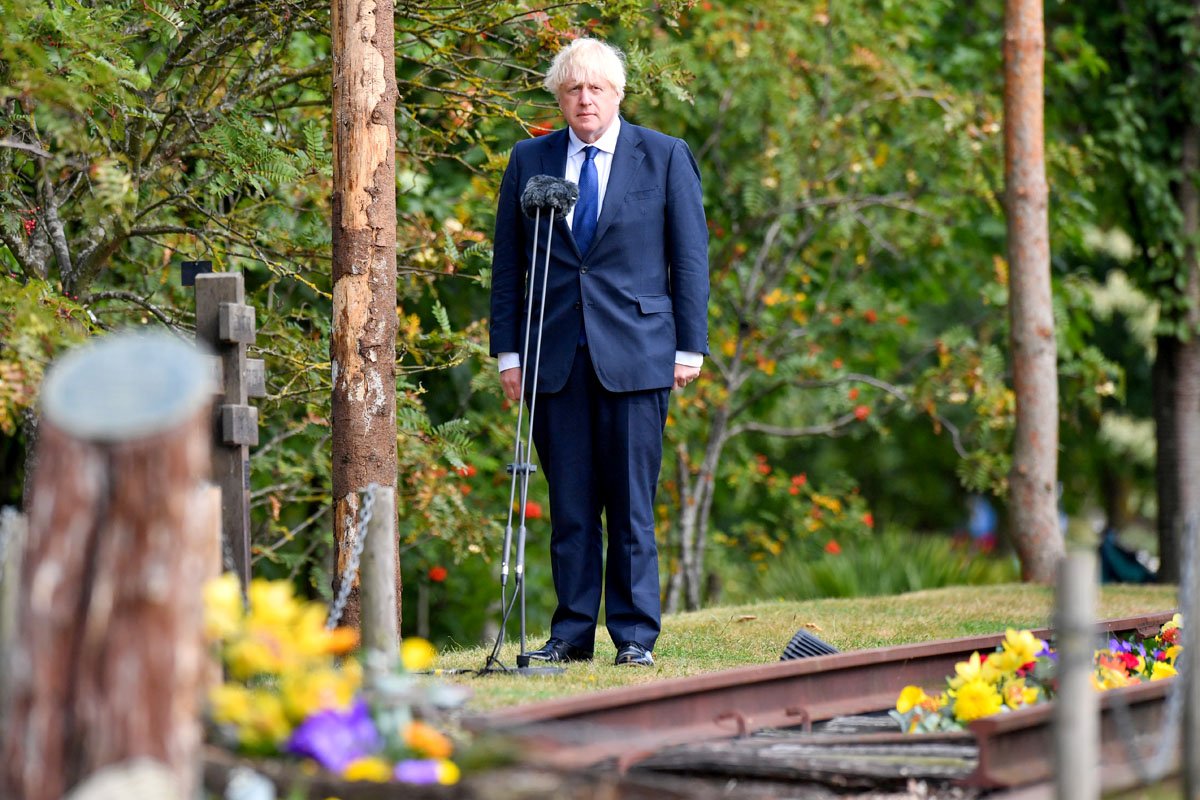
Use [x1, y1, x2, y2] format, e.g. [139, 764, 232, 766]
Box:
[544, 38, 627, 100]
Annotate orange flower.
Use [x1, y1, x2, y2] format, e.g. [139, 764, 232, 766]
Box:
[864, 309, 878, 323]
[824, 540, 842, 555]
[523, 501, 543, 520]
[429, 566, 448, 583]
[862, 512, 875, 528]
[405, 720, 453, 759]
[848, 387, 859, 400]
[854, 405, 870, 421]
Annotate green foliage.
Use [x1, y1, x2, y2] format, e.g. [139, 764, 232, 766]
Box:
[750, 530, 1020, 602]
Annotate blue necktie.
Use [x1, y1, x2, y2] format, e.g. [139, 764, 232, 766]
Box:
[574, 146, 598, 254]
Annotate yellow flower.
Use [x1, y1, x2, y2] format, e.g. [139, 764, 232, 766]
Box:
[280, 666, 358, 722]
[234, 690, 292, 750]
[1001, 678, 1038, 709]
[949, 651, 999, 689]
[1151, 661, 1178, 681]
[203, 573, 244, 641]
[952, 678, 1003, 722]
[246, 579, 301, 629]
[342, 757, 392, 782]
[1162, 645, 1181, 663]
[1001, 629, 1044, 666]
[209, 683, 254, 726]
[225, 630, 288, 679]
[896, 685, 929, 714]
[436, 760, 461, 785]
[405, 720, 453, 759]
[401, 638, 437, 672]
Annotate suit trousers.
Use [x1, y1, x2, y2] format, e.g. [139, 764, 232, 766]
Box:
[530, 344, 669, 652]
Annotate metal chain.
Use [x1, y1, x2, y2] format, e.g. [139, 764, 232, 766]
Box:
[325, 483, 377, 630]
[1106, 514, 1194, 784]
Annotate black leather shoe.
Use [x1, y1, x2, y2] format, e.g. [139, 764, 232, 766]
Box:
[614, 641, 654, 667]
[526, 638, 593, 663]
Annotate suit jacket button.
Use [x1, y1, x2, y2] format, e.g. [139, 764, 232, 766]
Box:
[574, 302, 581, 309]
[580, 266, 589, 274]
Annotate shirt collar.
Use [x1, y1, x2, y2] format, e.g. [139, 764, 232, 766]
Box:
[567, 117, 621, 158]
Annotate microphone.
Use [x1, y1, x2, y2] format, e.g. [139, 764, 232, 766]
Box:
[521, 175, 579, 218]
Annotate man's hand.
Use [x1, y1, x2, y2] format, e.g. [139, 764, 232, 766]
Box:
[500, 367, 523, 402]
[673, 364, 700, 390]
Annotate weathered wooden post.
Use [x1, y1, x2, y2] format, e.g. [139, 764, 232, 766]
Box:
[0, 332, 215, 800]
[1053, 545, 1098, 800]
[359, 485, 398, 667]
[0, 506, 27, 710]
[194, 271, 265, 585]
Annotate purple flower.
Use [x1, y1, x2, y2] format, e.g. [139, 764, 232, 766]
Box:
[1108, 637, 1132, 653]
[394, 759, 442, 785]
[285, 699, 381, 773]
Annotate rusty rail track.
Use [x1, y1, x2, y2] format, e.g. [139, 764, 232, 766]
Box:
[469, 611, 1172, 773]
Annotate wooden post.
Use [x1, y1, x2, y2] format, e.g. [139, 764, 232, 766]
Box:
[0, 507, 27, 712]
[194, 272, 266, 586]
[1053, 547, 1098, 800]
[331, 0, 400, 629]
[359, 485, 398, 668]
[0, 332, 213, 800]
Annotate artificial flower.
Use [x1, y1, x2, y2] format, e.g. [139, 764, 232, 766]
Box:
[203, 572, 244, 640]
[342, 756, 393, 782]
[952, 678, 1004, 722]
[285, 700, 382, 773]
[404, 720, 453, 759]
[401, 637, 437, 672]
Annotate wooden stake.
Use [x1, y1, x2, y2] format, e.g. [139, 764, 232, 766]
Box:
[1054, 548, 1098, 800]
[359, 485, 398, 667]
[1, 333, 212, 800]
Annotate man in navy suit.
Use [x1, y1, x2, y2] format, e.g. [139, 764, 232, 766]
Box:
[489, 38, 709, 667]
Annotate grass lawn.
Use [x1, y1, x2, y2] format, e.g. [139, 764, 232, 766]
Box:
[434, 583, 1177, 712]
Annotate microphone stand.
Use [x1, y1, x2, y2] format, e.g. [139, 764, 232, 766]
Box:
[480, 200, 566, 677]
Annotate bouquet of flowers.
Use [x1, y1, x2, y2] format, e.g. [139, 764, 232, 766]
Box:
[892, 614, 1182, 733]
[203, 573, 464, 785]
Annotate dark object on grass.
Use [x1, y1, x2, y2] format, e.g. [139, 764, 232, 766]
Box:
[1099, 528, 1155, 584]
[781, 629, 840, 661]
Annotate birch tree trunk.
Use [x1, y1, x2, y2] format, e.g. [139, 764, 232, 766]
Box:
[1004, 0, 1063, 582]
[331, 0, 399, 629]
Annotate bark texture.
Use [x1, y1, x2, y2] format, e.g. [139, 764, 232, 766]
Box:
[331, 0, 399, 628]
[1, 400, 215, 799]
[1004, 0, 1063, 582]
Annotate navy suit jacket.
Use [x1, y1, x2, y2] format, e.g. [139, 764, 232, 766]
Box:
[489, 119, 710, 394]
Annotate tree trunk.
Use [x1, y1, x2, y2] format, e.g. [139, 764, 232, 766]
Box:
[1155, 112, 1200, 584]
[330, 0, 399, 630]
[1, 334, 217, 800]
[1004, 0, 1063, 582]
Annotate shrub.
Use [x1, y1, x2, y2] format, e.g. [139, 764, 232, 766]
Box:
[754, 530, 1019, 601]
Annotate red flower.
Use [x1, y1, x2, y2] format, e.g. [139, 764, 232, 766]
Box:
[848, 387, 859, 400]
[791, 473, 807, 487]
[789, 486, 800, 496]
[524, 501, 543, 520]
[428, 566, 448, 583]
[864, 309, 878, 324]
[832, 358, 844, 370]
[824, 539, 842, 555]
[455, 464, 477, 478]
[1118, 652, 1139, 671]
[862, 512, 874, 528]
[854, 405, 870, 421]
[460, 485, 472, 496]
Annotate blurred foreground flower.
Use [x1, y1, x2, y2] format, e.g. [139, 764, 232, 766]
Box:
[204, 573, 463, 785]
